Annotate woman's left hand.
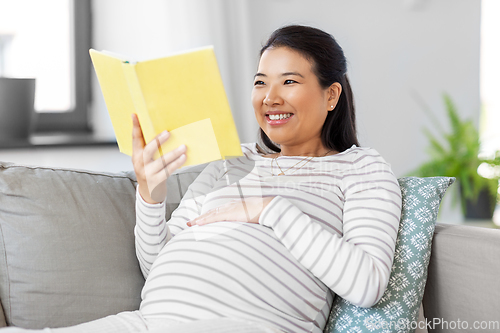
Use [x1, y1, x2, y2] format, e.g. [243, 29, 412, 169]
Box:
[187, 196, 275, 227]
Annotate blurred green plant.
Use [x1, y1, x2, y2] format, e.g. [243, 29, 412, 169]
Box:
[411, 93, 499, 215]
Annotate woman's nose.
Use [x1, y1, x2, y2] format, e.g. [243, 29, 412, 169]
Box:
[264, 86, 284, 106]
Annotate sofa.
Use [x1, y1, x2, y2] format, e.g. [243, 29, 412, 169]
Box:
[0, 160, 499, 333]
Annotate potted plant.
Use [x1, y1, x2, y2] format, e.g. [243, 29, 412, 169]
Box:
[412, 93, 499, 219]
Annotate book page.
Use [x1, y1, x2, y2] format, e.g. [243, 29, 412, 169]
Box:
[153, 118, 222, 167]
[135, 47, 242, 159]
[89, 49, 137, 155]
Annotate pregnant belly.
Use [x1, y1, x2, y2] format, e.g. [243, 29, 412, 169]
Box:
[139, 222, 329, 324]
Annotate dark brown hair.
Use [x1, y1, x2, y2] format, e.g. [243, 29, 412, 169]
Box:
[258, 25, 359, 153]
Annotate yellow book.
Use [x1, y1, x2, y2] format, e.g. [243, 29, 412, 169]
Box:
[89, 46, 243, 167]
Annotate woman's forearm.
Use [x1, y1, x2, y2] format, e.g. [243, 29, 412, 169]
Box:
[259, 187, 401, 308]
[134, 185, 170, 278]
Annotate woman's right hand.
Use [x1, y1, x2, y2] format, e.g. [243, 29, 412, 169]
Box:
[131, 113, 187, 204]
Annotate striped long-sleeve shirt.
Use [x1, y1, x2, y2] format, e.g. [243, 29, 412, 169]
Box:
[134, 143, 402, 333]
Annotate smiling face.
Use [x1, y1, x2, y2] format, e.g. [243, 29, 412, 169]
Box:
[252, 47, 341, 155]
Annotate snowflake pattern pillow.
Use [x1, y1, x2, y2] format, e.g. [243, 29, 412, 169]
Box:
[324, 176, 455, 333]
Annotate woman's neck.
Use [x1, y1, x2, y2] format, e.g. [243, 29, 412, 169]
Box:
[278, 143, 336, 157]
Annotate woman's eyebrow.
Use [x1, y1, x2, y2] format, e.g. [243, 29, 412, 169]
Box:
[282, 72, 304, 78]
[254, 72, 305, 78]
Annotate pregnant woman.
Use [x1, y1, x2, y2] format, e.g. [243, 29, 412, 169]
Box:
[5, 25, 401, 333]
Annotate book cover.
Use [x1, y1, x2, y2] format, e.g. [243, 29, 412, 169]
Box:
[89, 46, 243, 167]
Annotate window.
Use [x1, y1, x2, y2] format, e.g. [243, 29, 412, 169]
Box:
[0, 0, 91, 132]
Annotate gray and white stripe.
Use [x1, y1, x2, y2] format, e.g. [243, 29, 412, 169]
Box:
[134, 143, 402, 333]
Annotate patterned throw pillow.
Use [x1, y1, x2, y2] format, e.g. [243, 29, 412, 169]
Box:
[323, 176, 455, 333]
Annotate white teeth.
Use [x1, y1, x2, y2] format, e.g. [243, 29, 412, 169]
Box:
[269, 113, 292, 120]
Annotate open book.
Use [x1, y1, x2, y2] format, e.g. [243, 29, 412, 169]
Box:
[89, 46, 243, 167]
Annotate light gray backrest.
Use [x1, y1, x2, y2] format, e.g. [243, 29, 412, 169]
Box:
[0, 161, 208, 329]
[423, 224, 500, 333]
[161, 163, 210, 220]
[0, 162, 143, 328]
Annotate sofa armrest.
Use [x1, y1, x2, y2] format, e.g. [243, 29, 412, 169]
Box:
[423, 223, 500, 332]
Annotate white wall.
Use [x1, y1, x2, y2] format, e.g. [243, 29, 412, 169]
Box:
[90, 0, 480, 179]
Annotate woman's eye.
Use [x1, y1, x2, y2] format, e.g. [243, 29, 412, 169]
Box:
[254, 80, 265, 86]
[284, 79, 297, 85]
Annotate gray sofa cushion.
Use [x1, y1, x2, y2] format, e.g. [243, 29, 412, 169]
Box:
[162, 163, 209, 221]
[0, 160, 210, 329]
[423, 224, 500, 333]
[0, 162, 144, 329]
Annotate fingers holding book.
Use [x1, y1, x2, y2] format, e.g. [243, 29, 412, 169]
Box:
[131, 113, 187, 204]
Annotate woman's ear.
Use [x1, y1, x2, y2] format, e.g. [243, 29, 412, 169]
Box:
[327, 82, 342, 111]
